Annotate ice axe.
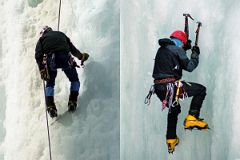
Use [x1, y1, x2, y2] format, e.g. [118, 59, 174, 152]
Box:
[194, 21, 202, 46]
[183, 13, 194, 40]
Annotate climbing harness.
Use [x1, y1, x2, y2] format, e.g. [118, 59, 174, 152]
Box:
[144, 78, 176, 106]
[47, 52, 80, 72]
[145, 79, 188, 113]
[154, 77, 176, 84]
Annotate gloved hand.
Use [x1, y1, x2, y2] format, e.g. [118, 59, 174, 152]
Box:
[40, 68, 49, 81]
[183, 40, 192, 51]
[191, 46, 200, 59]
[80, 53, 89, 66]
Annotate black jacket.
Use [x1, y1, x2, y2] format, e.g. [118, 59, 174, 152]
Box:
[152, 38, 199, 80]
[35, 31, 82, 69]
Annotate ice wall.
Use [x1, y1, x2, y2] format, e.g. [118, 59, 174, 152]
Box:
[0, 0, 119, 160]
[121, 0, 240, 160]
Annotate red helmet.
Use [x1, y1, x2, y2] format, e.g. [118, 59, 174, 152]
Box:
[170, 30, 187, 45]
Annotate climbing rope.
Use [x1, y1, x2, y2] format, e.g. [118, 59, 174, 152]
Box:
[43, 1, 62, 160]
[57, 0, 62, 31]
[43, 81, 52, 160]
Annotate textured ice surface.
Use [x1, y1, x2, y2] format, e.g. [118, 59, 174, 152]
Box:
[0, 0, 119, 159]
[121, 0, 240, 160]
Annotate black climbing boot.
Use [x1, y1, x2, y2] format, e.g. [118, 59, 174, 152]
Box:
[46, 96, 57, 118]
[68, 91, 79, 112]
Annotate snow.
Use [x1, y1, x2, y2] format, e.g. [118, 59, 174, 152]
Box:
[121, 0, 240, 160]
[0, 0, 119, 160]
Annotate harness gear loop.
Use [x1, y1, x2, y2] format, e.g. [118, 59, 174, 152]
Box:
[144, 85, 155, 105]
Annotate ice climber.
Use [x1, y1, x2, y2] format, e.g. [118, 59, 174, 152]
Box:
[35, 26, 89, 118]
[152, 30, 208, 153]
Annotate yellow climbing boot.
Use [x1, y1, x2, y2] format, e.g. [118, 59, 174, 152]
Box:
[166, 137, 179, 153]
[184, 115, 209, 130]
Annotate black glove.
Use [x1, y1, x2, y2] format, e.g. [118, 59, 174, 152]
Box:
[191, 46, 200, 59]
[80, 53, 89, 66]
[183, 40, 192, 51]
[40, 68, 49, 81]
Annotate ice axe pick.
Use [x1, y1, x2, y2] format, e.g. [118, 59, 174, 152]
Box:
[183, 13, 194, 40]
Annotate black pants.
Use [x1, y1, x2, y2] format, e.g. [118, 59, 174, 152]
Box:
[45, 53, 80, 97]
[155, 81, 206, 139]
